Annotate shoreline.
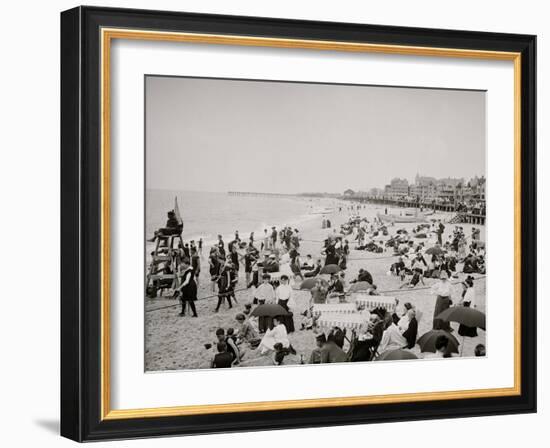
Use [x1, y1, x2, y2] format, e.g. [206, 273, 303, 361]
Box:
[146, 195, 347, 262]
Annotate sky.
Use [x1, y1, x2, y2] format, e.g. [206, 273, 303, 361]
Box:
[145, 76, 486, 194]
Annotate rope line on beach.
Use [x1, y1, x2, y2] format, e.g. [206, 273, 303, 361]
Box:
[145, 287, 249, 313]
[145, 274, 487, 313]
[372, 275, 486, 296]
[346, 254, 399, 261]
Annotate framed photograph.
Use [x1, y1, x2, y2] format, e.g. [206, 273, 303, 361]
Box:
[61, 6, 536, 441]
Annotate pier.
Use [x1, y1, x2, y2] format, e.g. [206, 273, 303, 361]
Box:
[228, 191, 301, 198]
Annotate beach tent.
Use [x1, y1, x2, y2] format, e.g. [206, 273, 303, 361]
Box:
[174, 196, 184, 229]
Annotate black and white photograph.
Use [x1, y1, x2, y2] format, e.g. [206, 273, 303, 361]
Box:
[144, 76, 487, 371]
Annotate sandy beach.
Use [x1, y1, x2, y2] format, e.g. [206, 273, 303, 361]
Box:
[145, 201, 486, 371]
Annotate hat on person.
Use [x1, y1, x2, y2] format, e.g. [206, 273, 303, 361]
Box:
[235, 313, 245, 321]
[440, 271, 449, 280]
[269, 254, 276, 259]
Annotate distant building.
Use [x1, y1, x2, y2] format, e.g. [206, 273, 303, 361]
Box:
[374, 173, 485, 208]
[343, 189, 355, 197]
[386, 178, 409, 199]
[436, 179, 463, 203]
[368, 187, 384, 198]
[410, 174, 438, 201]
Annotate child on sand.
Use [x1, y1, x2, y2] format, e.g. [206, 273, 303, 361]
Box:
[272, 342, 287, 365]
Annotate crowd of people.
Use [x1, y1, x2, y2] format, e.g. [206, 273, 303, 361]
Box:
[147, 204, 487, 368]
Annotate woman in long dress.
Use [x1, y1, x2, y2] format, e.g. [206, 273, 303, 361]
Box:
[176, 259, 198, 317]
[458, 235, 467, 260]
[323, 242, 339, 266]
[431, 271, 453, 331]
[458, 276, 478, 337]
[275, 275, 295, 332]
[258, 316, 290, 355]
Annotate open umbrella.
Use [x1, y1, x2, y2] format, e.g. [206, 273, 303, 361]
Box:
[436, 306, 486, 330]
[417, 329, 460, 354]
[376, 349, 418, 361]
[299, 277, 328, 290]
[251, 303, 289, 317]
[320, 264, 342, 275]
[348, 281, 373, 293]
[425, 246, 445, 256]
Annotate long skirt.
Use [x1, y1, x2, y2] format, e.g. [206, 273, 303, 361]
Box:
[458, 302, 478, 337]
[433, 295, 452, 331]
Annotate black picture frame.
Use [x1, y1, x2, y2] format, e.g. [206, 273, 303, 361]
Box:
[61, 6, 536, 442]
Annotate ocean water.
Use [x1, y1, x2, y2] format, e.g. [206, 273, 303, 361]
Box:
[146, 190, 337, 246]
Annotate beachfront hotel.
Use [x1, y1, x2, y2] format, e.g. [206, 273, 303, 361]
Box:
[346, 174, 486, 206]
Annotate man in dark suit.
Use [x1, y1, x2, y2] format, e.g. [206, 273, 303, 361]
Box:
[402, 309, 418, 349]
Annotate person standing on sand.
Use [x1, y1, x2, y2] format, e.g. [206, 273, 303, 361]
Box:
[244, 248, 257, 287]
[289, 247, 304, 282]
[208, 248, 221, 293]
[323, 241, 339, 266]
[253, 273, 275, 304]
[458, 276, 478, 337]
[198, 238, 203, 257]
[436, 220, 445, 245]
[215, 262, 235, 312]
[401, 308, 418, 349]
[271, 226, 278, 249]
[190, 247, 200, 286]
[431, 271, 453, 331]
[217, 234, 225, 258]
[176, 258, 198, 317]
[230, 245, 240, 273]
[262, 229, 269, 252]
